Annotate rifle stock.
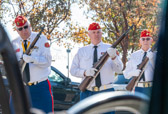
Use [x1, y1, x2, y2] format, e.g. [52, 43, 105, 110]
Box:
[79, 25, 134, 92]
[79, 77, 93, 92]
[126, 41, 158, 91]
[20, 25, 45, 73]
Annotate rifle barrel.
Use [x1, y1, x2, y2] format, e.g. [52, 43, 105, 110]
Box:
[21, 25, 45, 73]
[79, 25, 134, 92]
[126, 41, 158, 91]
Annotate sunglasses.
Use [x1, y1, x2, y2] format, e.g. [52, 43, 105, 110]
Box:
[17, 25, 29, 31]
[141, 38, 151, 41]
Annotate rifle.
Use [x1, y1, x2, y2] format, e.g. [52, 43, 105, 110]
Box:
[126, 41, 158, 91]
[79, 25, 134, 92]
[20, 25, 45, 73]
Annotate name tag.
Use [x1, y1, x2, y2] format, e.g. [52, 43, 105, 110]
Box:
[101, 52, 105, 55]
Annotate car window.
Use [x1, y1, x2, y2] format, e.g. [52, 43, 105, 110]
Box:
[48, 69, 64, 82]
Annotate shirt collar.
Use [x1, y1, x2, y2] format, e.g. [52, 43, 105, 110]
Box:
[19, 36, 31, 42]
[90, 41, 103, 48]
[20, 32, 33, 42]
[140, 48, 151, 53]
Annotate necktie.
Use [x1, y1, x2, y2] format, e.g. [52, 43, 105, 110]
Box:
[23, 40, 30, 83]
[93, 46, 101, 88]
[139, 51, 147, 81]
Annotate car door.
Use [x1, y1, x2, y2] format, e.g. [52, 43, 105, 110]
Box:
[48, 66, 80, 110]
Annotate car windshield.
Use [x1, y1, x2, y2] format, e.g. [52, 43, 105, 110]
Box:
[48, 69, 63, 82]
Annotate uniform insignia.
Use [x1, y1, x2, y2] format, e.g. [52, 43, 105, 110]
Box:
[116, 51, 119, 56]
[45, 42, 50, 48]
[17, 22, 20, 26]
[101, 52, 105, 55]
[15, 48, 20, 52]
[15, 16, 27, 27]
[140, 30, 151, 37]
[93, 87, 99, 91]
[88, 23, 101, 30]
[34, 46, 39, 49]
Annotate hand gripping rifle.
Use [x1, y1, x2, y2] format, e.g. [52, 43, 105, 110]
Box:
[20, 25, 45, 73]
[126, 41, 158, 91]
[79, 25, 134, 92]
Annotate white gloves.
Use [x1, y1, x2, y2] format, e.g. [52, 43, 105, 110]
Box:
[147, 52, 154, 60]
[23, 54, 35, 63]
[129, 69, 141, 77]
[107, 47, 117, 59]
[84, 68, 98, 77]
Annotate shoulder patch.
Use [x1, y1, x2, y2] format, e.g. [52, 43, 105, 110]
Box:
[116, 51, 119, 56]
[15, 48, 20, 52]
[45, 42, 50, 48]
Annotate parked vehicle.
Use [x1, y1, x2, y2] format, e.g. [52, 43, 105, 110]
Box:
[0, 65, 80, 112]
[48, 66, 80, 110]
[114, 74, 131, 84]
[112, 74, 131, 91]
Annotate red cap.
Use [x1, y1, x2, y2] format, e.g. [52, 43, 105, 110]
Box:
[140, 30, 151, 38]
[14, 15, 27, 27]
[88, 23, 101, 30]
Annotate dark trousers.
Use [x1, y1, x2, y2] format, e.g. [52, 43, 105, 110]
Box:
[28, 79, 54, 113]
[135, 87, 152, 97]
[10, 79, 54, 113]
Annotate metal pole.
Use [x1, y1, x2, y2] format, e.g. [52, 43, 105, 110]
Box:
[66, 45, 71, 78]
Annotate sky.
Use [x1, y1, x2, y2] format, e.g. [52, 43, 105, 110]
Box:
[4, 3, 92, 83]
[50, 3, 92, 82]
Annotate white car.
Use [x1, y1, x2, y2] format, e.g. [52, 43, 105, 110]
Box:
[113, 74, 131, 91]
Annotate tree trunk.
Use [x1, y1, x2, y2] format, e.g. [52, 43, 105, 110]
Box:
[120, 35, 128, 71]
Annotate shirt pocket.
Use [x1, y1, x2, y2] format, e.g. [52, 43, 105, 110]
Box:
[132, 59, 141, 69]
[102, 58, 113, 70]
[80, 55, 92, 69]
[31, 47, 40, 56]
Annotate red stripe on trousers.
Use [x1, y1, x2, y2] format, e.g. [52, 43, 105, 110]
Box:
[47, 79, 54, 113]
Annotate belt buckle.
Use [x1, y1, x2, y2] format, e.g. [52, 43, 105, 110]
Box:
[104, 85, 107, 90]
[28, 82, 33, 86]
[93, 86, 99, 91]
[144, 83, 149, 87]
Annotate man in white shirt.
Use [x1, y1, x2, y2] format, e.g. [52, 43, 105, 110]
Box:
[123, 30, 156, 97]
[70, 23, 123, 101]
[12, 15, 53, 113]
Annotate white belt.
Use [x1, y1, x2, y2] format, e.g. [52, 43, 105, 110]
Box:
[87, 84, 113, 92]
[137, 82, 152, 88]
[27, 78, 48, 86]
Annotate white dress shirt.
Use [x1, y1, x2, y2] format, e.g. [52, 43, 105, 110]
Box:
[70, 42, 123, 87]
[123, 49, 155, 82]
[12, 32, 52, 83]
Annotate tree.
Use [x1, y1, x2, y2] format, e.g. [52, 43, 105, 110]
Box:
[0, 0, 72, 45]
[78, 0, 161, 68]
[0, 0, 13, 24]
[0, 0, 161, 68]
